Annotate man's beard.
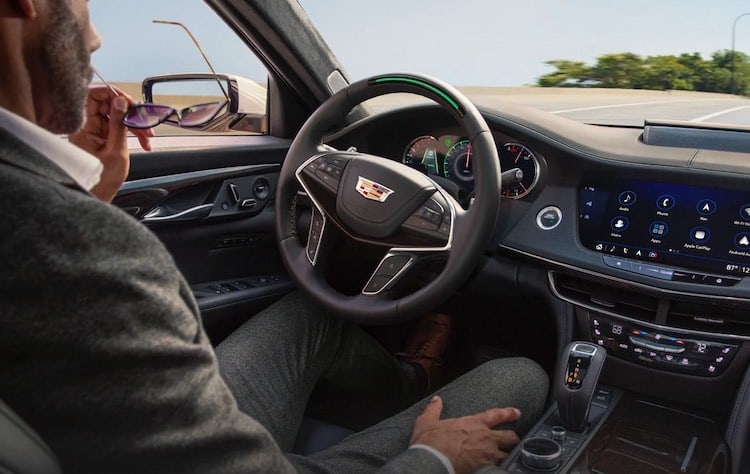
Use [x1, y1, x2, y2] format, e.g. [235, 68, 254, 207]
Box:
[39, 0, 91, 134]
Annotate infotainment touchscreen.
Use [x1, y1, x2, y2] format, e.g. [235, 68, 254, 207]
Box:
[579, 179, 750, 279]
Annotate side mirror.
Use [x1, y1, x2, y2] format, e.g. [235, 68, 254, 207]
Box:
[141, 73, 267, 133]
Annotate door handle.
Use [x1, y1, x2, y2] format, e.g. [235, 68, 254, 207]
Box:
[142, 203, 213, 223]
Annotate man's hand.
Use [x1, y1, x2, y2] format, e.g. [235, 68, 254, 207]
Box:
[410, 395, 521, 474]
[68, 85, 153, 202]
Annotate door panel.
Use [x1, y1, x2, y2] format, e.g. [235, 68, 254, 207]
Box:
[114, 138, 296, 343]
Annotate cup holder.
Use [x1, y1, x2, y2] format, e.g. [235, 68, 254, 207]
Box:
[520, 437, 563, 471]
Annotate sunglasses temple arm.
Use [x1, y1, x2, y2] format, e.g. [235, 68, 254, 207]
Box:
[91, 67, 120, 97]
[153, 20, 230, 103]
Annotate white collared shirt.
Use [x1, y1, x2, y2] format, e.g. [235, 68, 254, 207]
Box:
[0, 107, 102, 191]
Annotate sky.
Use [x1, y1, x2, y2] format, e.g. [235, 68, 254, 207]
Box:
[90, 0, 750, 87]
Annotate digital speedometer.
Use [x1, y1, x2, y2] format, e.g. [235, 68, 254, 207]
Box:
[443, 139, 474, 184]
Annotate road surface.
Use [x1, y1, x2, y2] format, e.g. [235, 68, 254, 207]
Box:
[367, 87, 750, 127]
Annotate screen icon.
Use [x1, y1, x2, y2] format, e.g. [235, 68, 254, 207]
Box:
[656, 195, 676, 211]
[610, 216, 629, 232]
[696, 199, 717, 216]
[649, 221, 668, 238]
[735, 233, 750, 249]
[618, 191, 637, 207]
[691, 227, 710, 243]
[740, 204, 750, 221]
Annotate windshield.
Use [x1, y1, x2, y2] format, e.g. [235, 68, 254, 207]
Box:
[300, 0, 750, 127]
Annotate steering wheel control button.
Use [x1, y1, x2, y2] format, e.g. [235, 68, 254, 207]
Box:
[536, 206, 562, 230]
[363, 276, 391, 294]
[306, 209, 325, 264]
[305, 155, 349, 192]
[377, 255, 411, 278]
[404, 195, 452, 237]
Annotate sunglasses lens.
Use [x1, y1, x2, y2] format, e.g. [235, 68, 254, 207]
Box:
[179, 101, 227, 127]
[123, 104, 176, 129]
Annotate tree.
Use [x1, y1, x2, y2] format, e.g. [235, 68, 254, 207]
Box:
[537, 60, 592, 87]
[589, 53, 645, 89]
[536, 50, 750, 95]
[711, 50, 750, 94]
[642, 55, 692, 91]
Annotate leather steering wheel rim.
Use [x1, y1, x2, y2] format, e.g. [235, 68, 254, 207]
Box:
[275, 73, 500, 324]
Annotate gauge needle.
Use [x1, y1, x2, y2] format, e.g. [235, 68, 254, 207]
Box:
[465, 144, 472, 169]
[515, 149, 523, 164]
[422, 147, 435, 167]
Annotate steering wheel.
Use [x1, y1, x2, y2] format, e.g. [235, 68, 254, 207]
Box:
[275, 74, 500, 324]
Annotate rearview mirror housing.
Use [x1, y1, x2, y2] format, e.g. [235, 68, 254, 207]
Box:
[142, 73, 267, 134]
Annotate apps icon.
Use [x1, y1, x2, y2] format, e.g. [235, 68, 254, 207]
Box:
[649, 221, 668, 238]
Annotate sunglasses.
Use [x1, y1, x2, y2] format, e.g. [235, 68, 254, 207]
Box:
[92, 68, 227, 130]
[123, 101, 228, 129]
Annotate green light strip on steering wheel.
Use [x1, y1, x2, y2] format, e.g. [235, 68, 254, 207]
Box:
[372, 77, 463, 114]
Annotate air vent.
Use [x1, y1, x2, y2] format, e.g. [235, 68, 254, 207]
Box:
[552, 273, 659, 323]
[667, 300, 750, 337]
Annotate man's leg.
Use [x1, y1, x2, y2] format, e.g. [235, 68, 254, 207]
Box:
[289, 357, 549, 474]
[214, 291, 417, 451]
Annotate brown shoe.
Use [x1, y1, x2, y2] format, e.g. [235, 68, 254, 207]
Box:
[396, 312, 453, 393]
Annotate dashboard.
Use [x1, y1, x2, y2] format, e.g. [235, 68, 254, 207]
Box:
[327, 99, 750, 413]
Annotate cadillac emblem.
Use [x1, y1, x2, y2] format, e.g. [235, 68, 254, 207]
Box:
[356, 176, 394, 202]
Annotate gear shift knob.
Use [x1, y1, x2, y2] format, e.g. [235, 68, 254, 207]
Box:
[555, 341, 606, 433]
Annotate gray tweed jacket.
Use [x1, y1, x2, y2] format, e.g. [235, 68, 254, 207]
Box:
[0, 126, 447, 473]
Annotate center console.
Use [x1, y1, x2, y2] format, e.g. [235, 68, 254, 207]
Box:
[498, 339, 730, 474]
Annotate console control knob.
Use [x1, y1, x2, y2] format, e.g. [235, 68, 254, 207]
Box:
[520, 437, 562, 470]
[551, 425, 567, 443]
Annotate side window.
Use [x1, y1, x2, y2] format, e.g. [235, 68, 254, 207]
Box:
[89, 2, 268, 136]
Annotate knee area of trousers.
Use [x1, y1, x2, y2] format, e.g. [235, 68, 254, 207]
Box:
[475, 357, 550, 395]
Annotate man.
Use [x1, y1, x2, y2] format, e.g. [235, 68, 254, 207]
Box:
[0, 1, 549, 473]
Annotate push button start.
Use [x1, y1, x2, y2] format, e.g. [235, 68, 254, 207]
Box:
[537, 206, 562, 230]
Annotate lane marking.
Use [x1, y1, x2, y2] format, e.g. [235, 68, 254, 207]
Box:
[551, 100, 692, 114]
[689, 105, 750, 122]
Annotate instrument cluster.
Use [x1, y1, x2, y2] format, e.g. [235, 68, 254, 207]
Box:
[402, 134, 540, 199]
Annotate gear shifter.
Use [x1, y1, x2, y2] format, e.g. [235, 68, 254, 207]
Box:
[555, 341, 606, 433]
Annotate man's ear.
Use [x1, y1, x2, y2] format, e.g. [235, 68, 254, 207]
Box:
[0, 0, 36, 19]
